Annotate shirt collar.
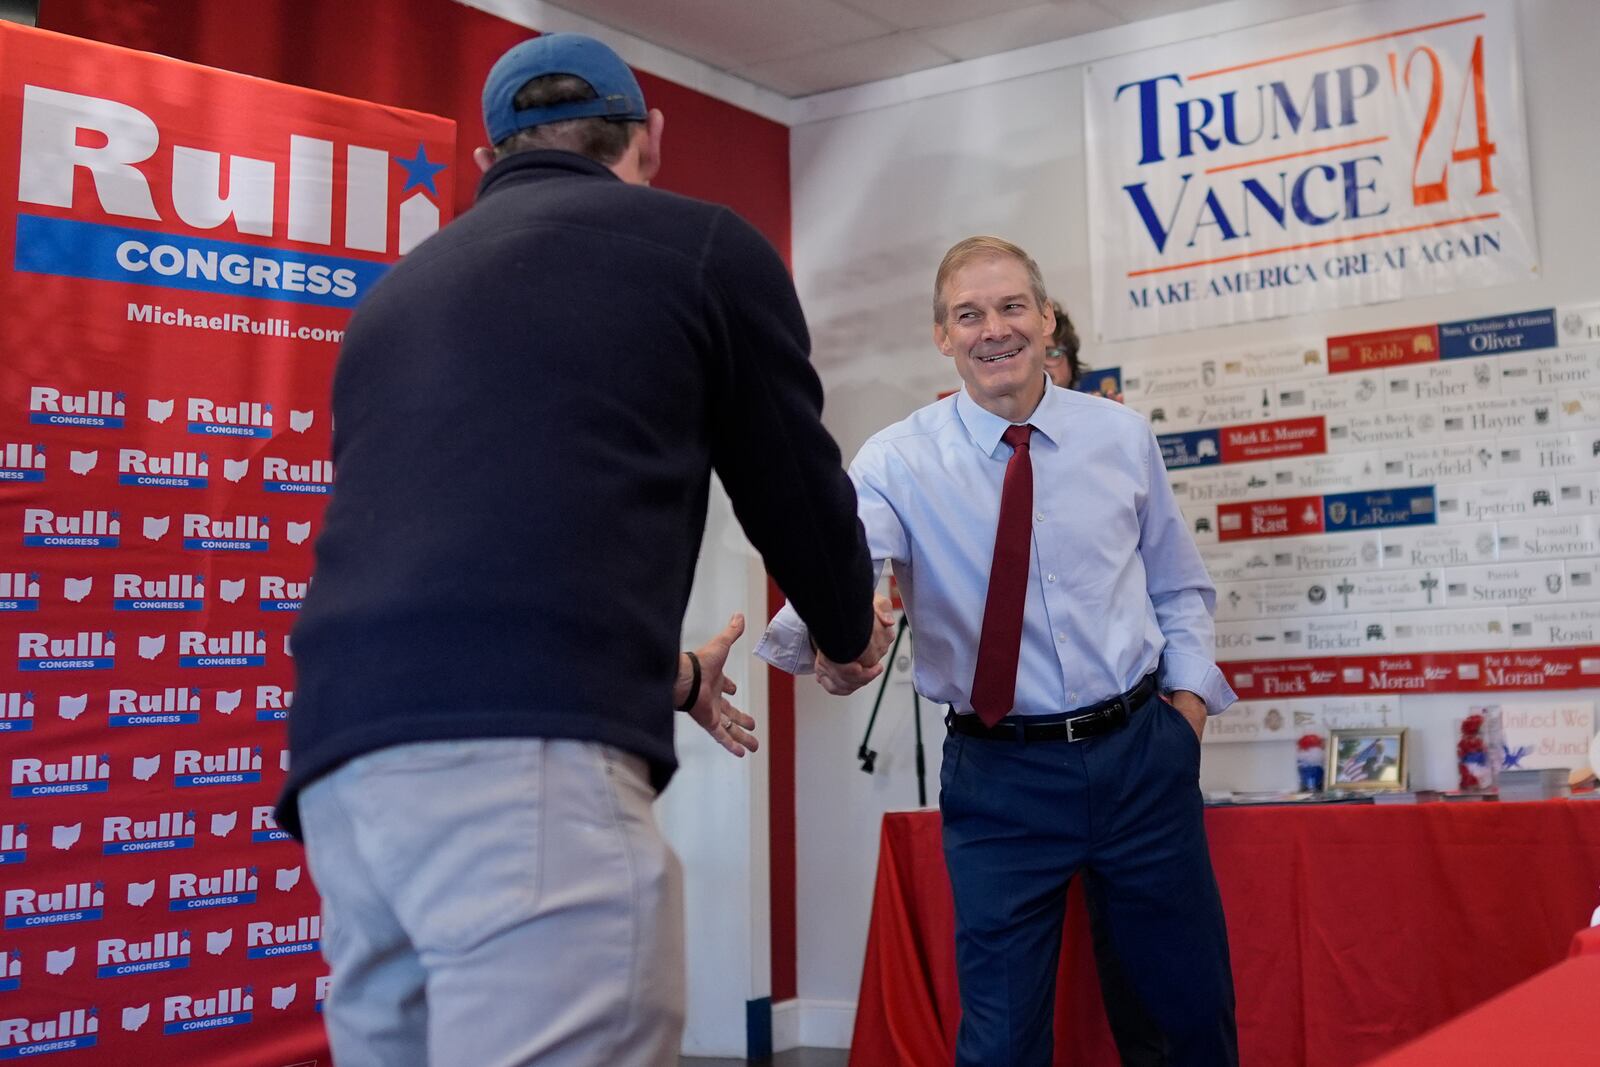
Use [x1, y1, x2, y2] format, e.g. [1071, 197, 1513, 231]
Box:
[955, 375, 1067, 457]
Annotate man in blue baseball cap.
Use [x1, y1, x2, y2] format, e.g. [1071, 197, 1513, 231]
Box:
[476, 32, 660, 179]
[283, 31, 892, 1066]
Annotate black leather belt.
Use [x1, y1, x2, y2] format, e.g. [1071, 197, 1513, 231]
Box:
[946, 672, 1159, 743]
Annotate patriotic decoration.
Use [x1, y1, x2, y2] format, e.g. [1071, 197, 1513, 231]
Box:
[1457, 712, 1494, 790]
[1296, 733, 1325, 791]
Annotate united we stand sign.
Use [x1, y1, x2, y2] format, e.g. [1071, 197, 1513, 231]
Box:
[1084, 0, 1537, 340]
[0, 25, 453, 1063]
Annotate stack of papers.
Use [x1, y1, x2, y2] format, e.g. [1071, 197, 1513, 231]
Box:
[1498, 768, 1571, 802]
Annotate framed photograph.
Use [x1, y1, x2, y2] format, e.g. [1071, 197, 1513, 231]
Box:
[1328, 728, 1409, 791]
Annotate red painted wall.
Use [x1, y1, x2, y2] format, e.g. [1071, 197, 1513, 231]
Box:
[767, 580, 798, 1002]
[40, 0, 801, 1006]
[36, 0, 792, 257]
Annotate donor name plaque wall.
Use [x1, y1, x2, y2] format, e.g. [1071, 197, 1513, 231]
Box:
[1096, 305, 1600, 708]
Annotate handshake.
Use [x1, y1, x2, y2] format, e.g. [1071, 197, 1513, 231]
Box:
[814, 593, 897, 696]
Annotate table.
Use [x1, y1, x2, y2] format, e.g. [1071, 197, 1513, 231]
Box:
[850, 802, 1600, 1067]
[1365, 954, 1600, 1065]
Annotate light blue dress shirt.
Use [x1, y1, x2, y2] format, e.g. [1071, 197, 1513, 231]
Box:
[756, 380, 1237, 716]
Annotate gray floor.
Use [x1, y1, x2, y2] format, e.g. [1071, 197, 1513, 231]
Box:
[681, 1048, 848, 1067]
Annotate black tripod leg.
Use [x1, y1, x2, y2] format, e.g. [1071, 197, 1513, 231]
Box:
[912, 687, 926, 807]
[857, 616, 909, 773]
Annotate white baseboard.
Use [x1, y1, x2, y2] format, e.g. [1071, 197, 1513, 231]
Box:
[772, 998, 856, 1051]
[772, 999, 801, 1052]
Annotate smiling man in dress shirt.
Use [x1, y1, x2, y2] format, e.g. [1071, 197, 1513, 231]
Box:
[759, 236, 1239, 1066]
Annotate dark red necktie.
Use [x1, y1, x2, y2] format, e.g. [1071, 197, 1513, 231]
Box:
[971, 423, 1034, 726]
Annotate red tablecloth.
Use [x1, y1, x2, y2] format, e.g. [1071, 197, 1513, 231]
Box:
[1364, 954, 1600, 1065]
[851, 802, 1600, 1067]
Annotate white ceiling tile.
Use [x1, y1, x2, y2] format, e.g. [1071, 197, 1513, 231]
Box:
[838, 0, 1048, 32]
[482, 0, 1250, 102]
[919, 3, 1125, 62]
[734, 32, 955, 96]
[563, 0, 894, 70]
[1096, 0, 1224, 22]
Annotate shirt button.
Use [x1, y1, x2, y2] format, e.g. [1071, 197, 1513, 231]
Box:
[1056, 632, 1067, 642]
[1035, 511, 1045, 522]
[1047, 573, 1057, 583]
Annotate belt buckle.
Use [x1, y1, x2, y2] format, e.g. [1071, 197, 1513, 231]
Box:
[1065, 714, 1086, 743]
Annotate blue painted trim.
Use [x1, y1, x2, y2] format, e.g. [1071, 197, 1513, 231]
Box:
[746, 996, 772, 1061]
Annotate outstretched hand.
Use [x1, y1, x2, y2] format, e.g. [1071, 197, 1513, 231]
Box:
[680, 613, 758, 757]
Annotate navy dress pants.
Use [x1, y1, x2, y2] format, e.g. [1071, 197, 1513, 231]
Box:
[940, 690, 1238, 1067]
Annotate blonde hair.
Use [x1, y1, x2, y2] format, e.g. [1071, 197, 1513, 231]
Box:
[933, 236, 1049, 323]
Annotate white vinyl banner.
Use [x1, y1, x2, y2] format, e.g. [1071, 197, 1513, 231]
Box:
[1084, 0, 1537, 341]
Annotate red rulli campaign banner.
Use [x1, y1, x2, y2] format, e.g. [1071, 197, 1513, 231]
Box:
[0, 24, 453, 1064]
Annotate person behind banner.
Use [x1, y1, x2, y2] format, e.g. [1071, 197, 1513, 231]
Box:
[277, 33, 892, 1067]
[1044, 299, 1083, 390]
[758, 236, 1238, 1066]
[1045, 299, 1125, 403]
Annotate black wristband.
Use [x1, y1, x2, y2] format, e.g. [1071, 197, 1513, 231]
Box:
[676, 652, 701, 712]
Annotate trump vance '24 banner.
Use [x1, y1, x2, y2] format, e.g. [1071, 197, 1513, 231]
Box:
[1084, 0, 1537, 341]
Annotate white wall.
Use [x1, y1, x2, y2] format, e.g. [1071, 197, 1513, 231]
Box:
[657, 482, 774, 1057]
[785, 0, 1600, 1021]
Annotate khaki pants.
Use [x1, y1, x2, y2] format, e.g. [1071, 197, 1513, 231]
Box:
[301, 738, 685, 1067]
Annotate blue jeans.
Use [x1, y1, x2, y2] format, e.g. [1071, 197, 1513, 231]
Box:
[300, 738, 684, 1067]
[940, 692, 1237, 1066]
